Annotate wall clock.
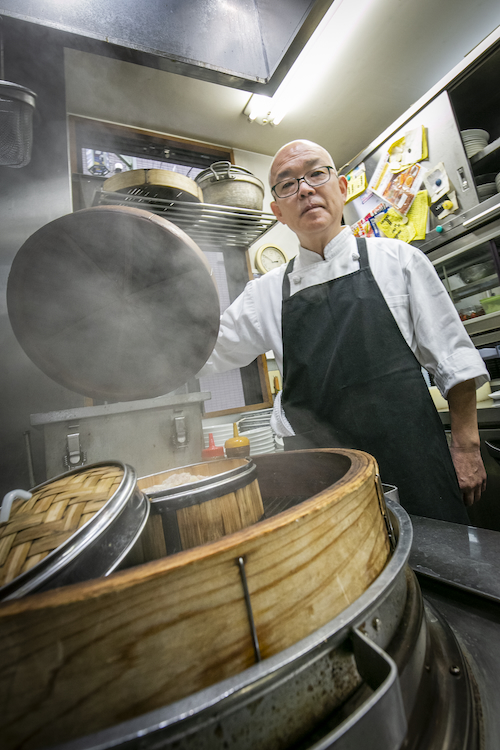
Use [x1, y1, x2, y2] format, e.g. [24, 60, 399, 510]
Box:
[255, 244, 288, 274]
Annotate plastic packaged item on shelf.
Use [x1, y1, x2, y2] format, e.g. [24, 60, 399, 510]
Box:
[480, 295, 500, 315]
[458, 261, 494, 284]
[478, 347, 498, 359]
[459, 305, 485, 320]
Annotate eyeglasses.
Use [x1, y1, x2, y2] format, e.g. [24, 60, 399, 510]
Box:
[272, 165, 336, 198]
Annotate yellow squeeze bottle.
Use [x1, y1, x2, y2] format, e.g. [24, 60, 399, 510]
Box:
[224, 423, 250, 458]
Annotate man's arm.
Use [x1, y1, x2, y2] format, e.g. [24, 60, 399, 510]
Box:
[447, 379, 487, 506]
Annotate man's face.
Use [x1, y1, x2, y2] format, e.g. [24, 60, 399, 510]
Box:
[270, 142, 347, 252]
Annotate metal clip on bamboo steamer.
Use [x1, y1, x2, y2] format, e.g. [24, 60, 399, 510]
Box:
[225, 423, 250, 458]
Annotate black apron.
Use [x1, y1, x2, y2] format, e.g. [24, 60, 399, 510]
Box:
[281, 236, 468, 524]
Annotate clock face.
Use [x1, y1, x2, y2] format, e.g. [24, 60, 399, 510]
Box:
[257, 245, 287, 273]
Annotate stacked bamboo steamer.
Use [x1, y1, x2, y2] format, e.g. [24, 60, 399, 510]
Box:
[138, 457, 263, 556]
[0, 449, 393, 750]
[103, 168, 203, 202]
[0, 466, 122, 585]
[0, 463, 149, 600]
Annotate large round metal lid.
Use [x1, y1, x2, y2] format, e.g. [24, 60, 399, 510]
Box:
[7, 206, 220, 400]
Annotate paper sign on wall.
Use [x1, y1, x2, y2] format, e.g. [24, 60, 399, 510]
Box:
[345, 163, 367, 203]
[368, 155, 425, 215]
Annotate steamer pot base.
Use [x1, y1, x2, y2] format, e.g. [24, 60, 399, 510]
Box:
[49, 503, 484, 750]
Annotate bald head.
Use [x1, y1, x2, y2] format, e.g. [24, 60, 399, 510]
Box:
[269, 140, 336, 187]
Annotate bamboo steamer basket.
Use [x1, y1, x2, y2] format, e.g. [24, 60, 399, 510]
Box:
[103, 168, 203, 202]
[0, 449, 392, 750]
[0, 462, 149, 601]
[137, 457, 264, 556]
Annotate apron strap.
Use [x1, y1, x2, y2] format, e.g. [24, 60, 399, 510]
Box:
[282, 257, 296, 301]
[356, 236, 370, 269]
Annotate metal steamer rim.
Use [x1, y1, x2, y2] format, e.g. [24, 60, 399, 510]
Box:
[144, 459, 257, 511]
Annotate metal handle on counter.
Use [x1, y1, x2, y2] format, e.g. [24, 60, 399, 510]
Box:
[307, 628, 407, 750]
[462, 200, 500, 228]
[375, 473, 396, 551]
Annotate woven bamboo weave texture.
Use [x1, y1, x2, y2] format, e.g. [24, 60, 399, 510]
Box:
[0, 466, 123, 586]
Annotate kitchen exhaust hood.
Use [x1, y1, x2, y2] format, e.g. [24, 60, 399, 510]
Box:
[0, 0, 336, 94]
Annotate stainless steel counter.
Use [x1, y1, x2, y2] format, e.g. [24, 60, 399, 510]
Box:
[436, 404, 500, 532]
[410, 516, 500, 750]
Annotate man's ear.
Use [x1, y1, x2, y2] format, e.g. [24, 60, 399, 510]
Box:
[338, 175, 348, 203]
[271, 200, 285, 224]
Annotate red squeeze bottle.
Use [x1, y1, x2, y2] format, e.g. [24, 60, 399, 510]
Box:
[201, 432, 225, 461]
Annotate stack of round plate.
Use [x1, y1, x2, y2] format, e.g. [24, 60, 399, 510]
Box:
[476, 174, 498, 202]
[238, 409, 275, 454]
[203, 409, 276, 454]
[461, 129, 489, 158]
[238, 408, 273, 433]
[202, 423, 235, 450]
[477, 182, 498, 201]
[243, 426, 276, 455]
[496, 173, 500, 193]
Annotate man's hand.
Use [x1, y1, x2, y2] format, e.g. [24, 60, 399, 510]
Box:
[447, 379, 487, 507]
[449, 444, 486, 506]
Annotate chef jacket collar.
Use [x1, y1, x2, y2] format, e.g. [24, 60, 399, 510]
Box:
[295, 226, 354, 270]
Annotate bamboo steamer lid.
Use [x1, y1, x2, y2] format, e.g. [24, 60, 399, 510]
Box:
[0, 462, 149, 600]
[103, 169, 203, 202]
[7, 206, 220, 400]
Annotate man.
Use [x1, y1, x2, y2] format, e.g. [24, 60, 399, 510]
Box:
[200, 140, 488, 523]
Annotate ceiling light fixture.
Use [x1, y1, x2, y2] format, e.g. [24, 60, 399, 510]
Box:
[243, 93, 286, 126]
[244, 0, 358, 127]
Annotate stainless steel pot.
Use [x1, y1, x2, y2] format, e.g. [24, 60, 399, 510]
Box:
[195, 161, 265, 210]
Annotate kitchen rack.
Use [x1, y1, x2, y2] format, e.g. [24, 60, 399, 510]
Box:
[92, 189, 277, 249]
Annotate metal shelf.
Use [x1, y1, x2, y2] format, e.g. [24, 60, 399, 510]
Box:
[93, 189, 277, 249]
[450, 274, 499, 303]
[464, 309, 500, 336]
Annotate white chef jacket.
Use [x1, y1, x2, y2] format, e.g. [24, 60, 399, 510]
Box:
[199, 227, 489, 437]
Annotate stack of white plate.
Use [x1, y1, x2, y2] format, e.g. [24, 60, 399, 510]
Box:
[495, 173, 500, 193]
[477, 182, 497, 202]
[202, 423, 235, 450]
[461, 129, 489, 158]
[243, 426, 276, 455]
[238, 408, 273, 433]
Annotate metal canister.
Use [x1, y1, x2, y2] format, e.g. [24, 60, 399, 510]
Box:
[195, 161, 265, 210]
